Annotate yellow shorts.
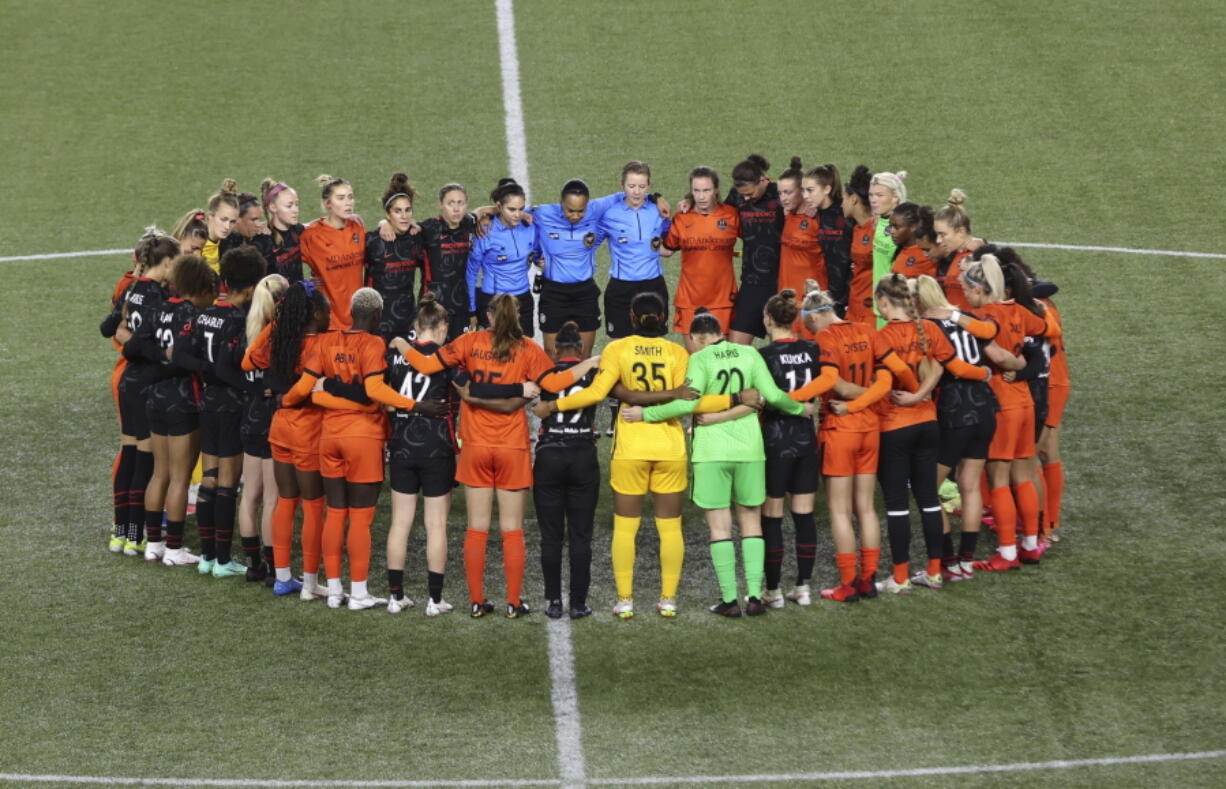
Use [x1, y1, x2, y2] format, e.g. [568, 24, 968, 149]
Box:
[610, 458, 688, 496]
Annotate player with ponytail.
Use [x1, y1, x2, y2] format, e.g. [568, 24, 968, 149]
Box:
[776, 158, 823, 297]
[466, 179, 538, 337]
[260, 178, 305, 283]
[300, 174, 364, 329]
[933, 189, 984, 310]
[842, 165, 876, 325]
[366, 173, 425, 342]
[201, 179, 241, 272]
[724, 154, 784, 344]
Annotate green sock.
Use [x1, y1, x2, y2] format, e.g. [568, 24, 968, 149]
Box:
[709, 539, 738, 603]
[742, 536, 765, 599]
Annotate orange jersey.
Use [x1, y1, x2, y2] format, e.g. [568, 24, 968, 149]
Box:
[872, 319, 962, 431]
[665, 204, 740, 310]
[846, 220, 875, 325]
[982, 301, 1049, 411]
[300, 218, 366, 329]
[943, 249, 973, 311]
[438, 330, 555, 450]
[259, 333, 325, 453]
[891, 245, 938, 279]
[1041, 298, 1069, 388]
[304, 330, 391, 440]
[778, 212, 824, 295]
[816, 321, 881, 433]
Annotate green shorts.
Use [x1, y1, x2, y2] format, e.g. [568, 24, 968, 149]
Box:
[691, 460, 766, 510]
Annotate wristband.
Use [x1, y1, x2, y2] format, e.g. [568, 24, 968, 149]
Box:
[950, 309, 962, 324]
[731, 392, 741, 407]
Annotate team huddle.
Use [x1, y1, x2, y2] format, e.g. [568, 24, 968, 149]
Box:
[101, 154, 1070, 620]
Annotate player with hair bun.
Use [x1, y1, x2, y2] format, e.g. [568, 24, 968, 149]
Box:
[366, 172, 425, 342]
[300, 174, 364, 329]
[933, 189, 984, 310]
[467, 178, 538, 337]
[201, 179, 241, 272]
[842, 165, 876, 325]
[887, 203, 938, 279]
[417, 183, 478, 341]
[724, 154, 784, 345]
[259, 179, 304, 283]
[666, 166, 740, 349]
[169, 209, 209, 257]
[776, 158, 823, 297]
[219, 189, 275, 271]
[803, 164, 852, 312]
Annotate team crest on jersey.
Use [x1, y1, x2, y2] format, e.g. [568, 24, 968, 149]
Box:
[717, 219, 728, 230]
[650, 237, 662, 250]
[800, 219, 810, 230]
[906, 256, 916, 267]
[583, 232, 596, 247]
[861, 233, 871, 244]
[351, 233, 360, 244]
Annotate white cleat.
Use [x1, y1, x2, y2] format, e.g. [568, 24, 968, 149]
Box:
[612, 598, 634, 620]
[348, 594, 387, 611]
[144, 541, 166, 562]
[387, 596, 415, 614]
[161, 547, 200, 566]
[425, 598, 454, 617]
[326, 594, 347, 609]
[762, 588, 786, 609]
[300, 583, 329, 602]
[787, 584, 812, 606]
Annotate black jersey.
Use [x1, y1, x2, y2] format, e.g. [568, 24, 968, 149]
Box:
[1020, 336, 1051, 427]
[419, 215, 475, 318]
[366, 230, 424, 341]
[386, 340, 456, 460]
[724, 183, 783, 288]
[219, 233, 276, 273]
[269, 223, 305, 282]
[119, 278, 169, 389]
[537, 358, 599, 447]
[759, 339, 820, 458]
[817, 203, 852, 307]
[193, 302, 260, 413]
[147, 298, 202, 415]
[931, 316, 999, 429]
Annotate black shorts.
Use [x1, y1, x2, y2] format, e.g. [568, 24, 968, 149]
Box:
[200, 409, 243, 458]
[389, 454, 456, 497]
[241, 432, 272, 459]
[147, 405, 199, 437]
[603, 276, 668, 339]
[476, 290, 534, 338]
[936, 419, 995, 468]
[765, 449, 820, 498]
[539, 278, 600, 333]
[378, 290, 417, 342]
[118, 383, 151, 440]
[729, 282, 776, 338]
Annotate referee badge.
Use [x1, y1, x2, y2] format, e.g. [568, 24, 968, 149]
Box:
[548, 232, 560, 240]
[583, 232, 596, 247]
[650, 237, 661, 250]
[717, 219, 728, 230]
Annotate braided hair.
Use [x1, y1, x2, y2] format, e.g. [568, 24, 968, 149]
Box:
[271, 280, 329, 384]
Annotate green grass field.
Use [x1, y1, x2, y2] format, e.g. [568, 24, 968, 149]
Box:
[2, 1, 1224, 786]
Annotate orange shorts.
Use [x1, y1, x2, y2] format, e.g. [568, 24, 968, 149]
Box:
[269, 407, 321, 472]
[319, 434, 385, 484]
[989, 407, 1036, 461]
[673, 304, 733, 334]
[457, 444, 532, 490]
[1045, 385, 1069, 429]
[270, 440, 320, 473]
[820, 428, 879, 477]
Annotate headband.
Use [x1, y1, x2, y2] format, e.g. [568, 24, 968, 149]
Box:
[801, 304, 834, 317]
[964, 269, 988, 290]
[263, 182, 289, 207]
[384, 192, 411, 210]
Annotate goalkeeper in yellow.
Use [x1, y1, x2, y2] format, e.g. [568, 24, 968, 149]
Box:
[534, 292, 745, 619]
[623, 309, 812, 618]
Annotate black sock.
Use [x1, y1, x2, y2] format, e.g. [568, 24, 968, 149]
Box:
[388, 569, 404, 600]
[213, 486, 237, 564]
[886, 513, 911, 569]
[959, 531, 980, 562]
[166, 519, 185, 550]
[144, 510, 164, 544]
[241, 536, 261, 564]
[128, 450, 154, 544]
[942, 533, 955, 560]
[196, 486, 216, 560]
[114, 445, 137, 534]
[762, 515, 784, 590]
[792, 511, 817, 584]
[427, 571, 444, 603]
[263, 545, 275, 567]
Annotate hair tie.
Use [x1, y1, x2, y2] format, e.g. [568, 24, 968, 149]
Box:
[300, 279, 316, 297]
[194, 213, 205, 221]
[801, 305, 834, 317]
[384, 192, 411, 210]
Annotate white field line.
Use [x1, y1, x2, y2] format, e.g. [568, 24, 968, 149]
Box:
[547, 618, 587, 789]
[3, 749, 1224, 786]
[998, 241, 1226, 259]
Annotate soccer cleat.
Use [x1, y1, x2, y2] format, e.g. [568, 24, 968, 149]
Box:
[911, 571, 944, 590]
[273, 578, 303, 596]
[875, 577, 913, 595]
[761, 588, 786, 609]
[1019, 546, 1043, 565]
[197, 558, 216, 575]
[123, 538, 145, 557]
[613, 598, 634, 620]
[162, 547, 201, 567]
[387, 595, 415, 614]
[143, 541, 166, 562]
[327, 594, 347, 609]
[856, 577, 879, 599]
[787, 584, 812, 606]
[348, 594, 387, 611]
[108, 534, 126, 553]
[470, 600, 495, 618]
[958, 560, 976, 579]
[1047, 528, 1063, 543]
[570, 605, 593, 620]
[744, 596, 767, 616]
[709, 599, 743, 618]
[506, 602, 532, 619]
[973, 553, 1021, 572]
[299, 583, 329, 601]
[655, 598, 678, 618]
[425, 598, 454, 617]
[545, 599, 564, 620]
[819, 584, 860, 603]
[211, 560, 247, 578]
[245, 562, 268, 583]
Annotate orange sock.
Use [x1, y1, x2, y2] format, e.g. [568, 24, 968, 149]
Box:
[1043, 462, 1064, 529]
[1014, 481, 1040, 538]
[347, 506, 374, 583]
[271, 496, 299, 570]
[980, 472, 992, 507]
[502, 529, 526, 606]
[893, 562, 909, 585]
[322, 505, 348, 580]
[927, 558, 943, 577]
[464, 529, 489, 604]
[859, 547, 880, 581]
[835, 552, 857, 586]
[301, 497, 325, 574]
[990, 486, 1017, 548]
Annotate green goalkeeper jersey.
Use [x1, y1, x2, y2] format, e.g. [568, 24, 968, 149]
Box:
[642, 340, 804, 462]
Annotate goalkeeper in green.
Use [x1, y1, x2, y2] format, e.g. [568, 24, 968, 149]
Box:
[621, 309, 813, 617]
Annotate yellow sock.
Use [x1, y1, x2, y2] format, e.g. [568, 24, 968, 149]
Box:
[611, 515, 641, 599]
[656, 516, 684, 599]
